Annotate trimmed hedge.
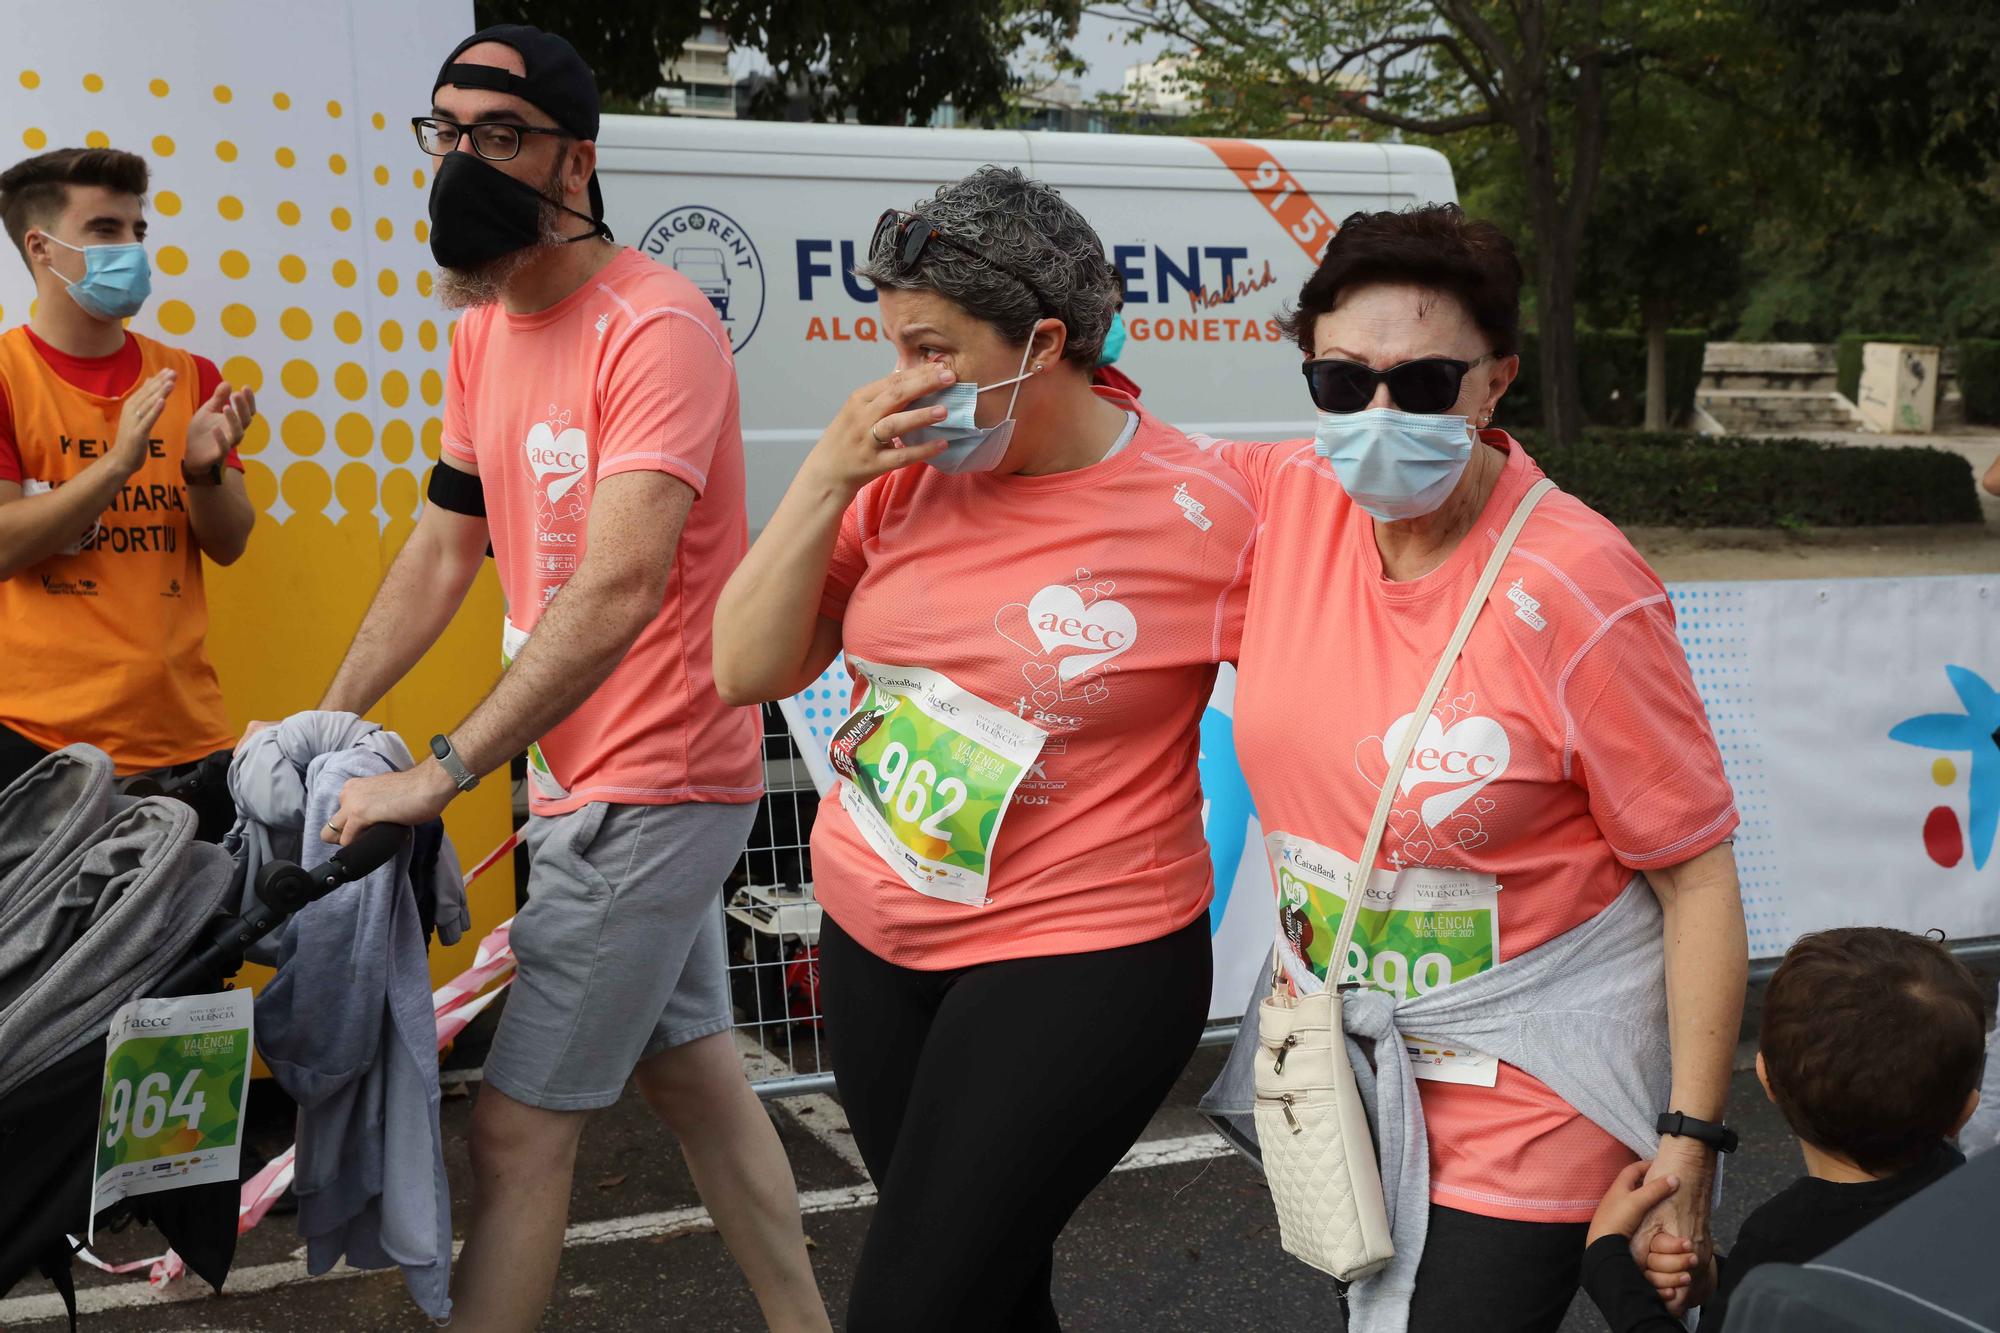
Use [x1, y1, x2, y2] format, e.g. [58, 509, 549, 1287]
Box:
[1835, 332, 1929, 403]
[1502, 330, 1707, 430]
[1515, 429, 1981, 528]
[1960, 339, 2000, 425]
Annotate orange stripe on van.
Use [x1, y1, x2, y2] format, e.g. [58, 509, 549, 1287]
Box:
[1196, 138, 1339, 265]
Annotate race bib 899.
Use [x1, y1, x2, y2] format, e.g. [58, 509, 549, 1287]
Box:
[1268, 830, 1502, 1085]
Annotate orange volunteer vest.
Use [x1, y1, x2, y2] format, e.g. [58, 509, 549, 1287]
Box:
[0, 327, 235, 772]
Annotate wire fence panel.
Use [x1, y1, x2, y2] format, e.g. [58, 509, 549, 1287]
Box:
[724, 704, 829, 1088]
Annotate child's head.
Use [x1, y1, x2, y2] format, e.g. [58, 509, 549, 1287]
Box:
[1759, 927, 1992, 1174]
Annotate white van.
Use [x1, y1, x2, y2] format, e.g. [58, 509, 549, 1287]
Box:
[594, 118, 1456, 527]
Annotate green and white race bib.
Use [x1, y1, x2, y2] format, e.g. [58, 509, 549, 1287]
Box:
[1268, 830, 1502, 1086]
[91, 990, 253, 1238]
[829, 659, 1046, 906]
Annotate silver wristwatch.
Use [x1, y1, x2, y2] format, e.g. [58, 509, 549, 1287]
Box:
[429, 733, 479, 792]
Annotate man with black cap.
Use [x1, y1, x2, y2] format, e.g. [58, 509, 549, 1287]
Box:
[287, 25, 828, 1332]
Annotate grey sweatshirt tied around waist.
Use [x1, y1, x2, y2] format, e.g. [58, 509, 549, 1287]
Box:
[1202, 876, 1674, 1333]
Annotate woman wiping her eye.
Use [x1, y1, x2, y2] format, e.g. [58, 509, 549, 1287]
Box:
[712, 165, 1258, 1332]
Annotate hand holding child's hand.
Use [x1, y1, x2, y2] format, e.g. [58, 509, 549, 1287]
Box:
[1643, 1231, 1713, 1302]
[1587, 1160, 1680, 1247]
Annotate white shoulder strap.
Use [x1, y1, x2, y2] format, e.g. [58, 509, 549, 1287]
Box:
[1275, 477, 1557, 994]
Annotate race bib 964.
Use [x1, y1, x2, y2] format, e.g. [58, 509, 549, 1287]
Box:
[90, 990, 253, 1237]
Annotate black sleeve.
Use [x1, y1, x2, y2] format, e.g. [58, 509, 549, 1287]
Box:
[1580, 1235, 1688, 1333]
[1704, 1237, 1760, 1331]
[425, 461, 486, 517]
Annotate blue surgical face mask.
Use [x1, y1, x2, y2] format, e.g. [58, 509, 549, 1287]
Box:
[41, 233, 152, 321]
[1096, 311, 1127, 367]
[1313, 407, 1476, 522]
[904, 340, 1037, 475]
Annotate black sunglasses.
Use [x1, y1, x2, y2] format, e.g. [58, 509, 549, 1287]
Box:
[870, 209, 1057, 318]
[1303, 354, 1497, 415]
[411, 116, 568, 163]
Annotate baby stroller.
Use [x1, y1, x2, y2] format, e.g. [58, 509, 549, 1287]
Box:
[0, 744, 408, 1325]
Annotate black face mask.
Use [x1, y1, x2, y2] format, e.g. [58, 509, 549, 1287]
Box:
[427, 151, 606, 270]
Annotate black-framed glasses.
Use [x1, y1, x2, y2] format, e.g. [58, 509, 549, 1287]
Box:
[1302, 354, 1497, 415]
[411, 116, 568, 162]
[870, 209, 1056, 318]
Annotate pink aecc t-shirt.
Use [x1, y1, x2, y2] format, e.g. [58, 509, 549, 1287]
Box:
[812, 396, 1258, 971]
[1221, 431, 1738, 1222]
[442, 247, 761, 817]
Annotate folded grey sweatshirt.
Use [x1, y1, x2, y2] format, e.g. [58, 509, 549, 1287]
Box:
[226, 711, 467, 961]
[235, 717, 454, 1323]
[1203, 876, 1676, 1333]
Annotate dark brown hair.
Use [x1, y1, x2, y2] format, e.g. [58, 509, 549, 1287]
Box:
[1761, 927, 1992, 1174]
[1278, 202, 1523, 358]
[0, 147, 149, 267]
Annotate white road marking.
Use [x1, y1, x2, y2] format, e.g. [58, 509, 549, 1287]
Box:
[0, 1134, 1233, 1327]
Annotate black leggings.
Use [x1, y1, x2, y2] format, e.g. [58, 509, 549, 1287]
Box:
[819, 911, 1212, 1333]
[1403, 1204, 1588, 1333]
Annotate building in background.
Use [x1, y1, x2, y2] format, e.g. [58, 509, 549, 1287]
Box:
[656, 12, 737, 118]
[930, 78, 1114, 133]
[1121, 58, 1199, 118]
[647, 29, 1365, 137]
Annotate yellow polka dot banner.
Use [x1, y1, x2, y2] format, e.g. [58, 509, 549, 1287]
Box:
[0, 1, 514, 969]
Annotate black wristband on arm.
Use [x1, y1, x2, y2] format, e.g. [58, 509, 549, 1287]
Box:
[425, 461, 486, 517]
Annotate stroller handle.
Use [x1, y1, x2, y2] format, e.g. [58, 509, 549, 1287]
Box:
[154, 823, 414, 997]
[323, 822, 409, 886]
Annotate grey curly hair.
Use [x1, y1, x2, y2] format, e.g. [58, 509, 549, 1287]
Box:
[854, 166, 1120, 368]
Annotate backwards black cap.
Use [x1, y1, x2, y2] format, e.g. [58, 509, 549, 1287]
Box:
[434, 24, 604, 221]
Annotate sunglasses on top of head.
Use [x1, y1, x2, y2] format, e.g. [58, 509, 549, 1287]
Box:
[1302, 354, 1497, 416]
[869, 208, 1058, 320]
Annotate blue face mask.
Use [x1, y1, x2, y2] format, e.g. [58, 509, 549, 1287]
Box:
[1096, 311, 1127, 367]
[1313, 407, 1476, 522]
[904, 341, 1037, 475]
[42, 233, 152, 321]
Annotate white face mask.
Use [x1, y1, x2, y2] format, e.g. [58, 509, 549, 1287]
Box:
[1312, 407, 1476, 522]
[38, 232, 152, 321]
[902, 341, 1037, 474]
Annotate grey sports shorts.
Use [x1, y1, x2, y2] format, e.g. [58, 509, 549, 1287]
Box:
[482, 799, 758, 1111]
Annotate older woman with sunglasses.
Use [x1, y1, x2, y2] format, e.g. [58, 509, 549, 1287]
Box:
[713, 167, 1257, 1332]
[1205, 204, 1747, 1332]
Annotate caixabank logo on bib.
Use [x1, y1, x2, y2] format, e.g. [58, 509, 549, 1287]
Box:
[1890, 664, 2000, 869]
[639, 206, 767, 353]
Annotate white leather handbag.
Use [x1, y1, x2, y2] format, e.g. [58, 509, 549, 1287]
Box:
[1254, 478, 1554, 1282]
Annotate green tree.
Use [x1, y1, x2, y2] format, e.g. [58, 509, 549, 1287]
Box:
[1578, 163, 1738, 428]
[474, 0, 1083, 126]
[1754, 0, 2000, 187]
[1111, 0, 1745, 444]
[1732, 170, 2000, 343]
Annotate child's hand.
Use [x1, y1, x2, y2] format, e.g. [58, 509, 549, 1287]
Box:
[1644, 1232, 1713, 1302]
[1587, 1159, 1680, 1246]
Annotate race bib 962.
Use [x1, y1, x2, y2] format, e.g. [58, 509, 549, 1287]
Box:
[829, 659, 1045, 906]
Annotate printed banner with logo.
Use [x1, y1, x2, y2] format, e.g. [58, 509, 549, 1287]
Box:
[784, 574, 2000, 1020]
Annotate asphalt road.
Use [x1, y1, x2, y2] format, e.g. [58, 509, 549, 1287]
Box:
[1, 1027, 1804, 1333]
